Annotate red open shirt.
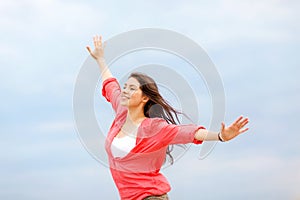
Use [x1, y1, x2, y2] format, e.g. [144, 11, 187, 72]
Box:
[102, 77, 205, 200]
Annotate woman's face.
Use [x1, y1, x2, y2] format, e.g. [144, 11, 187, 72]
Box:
[120, 77, 148, 108]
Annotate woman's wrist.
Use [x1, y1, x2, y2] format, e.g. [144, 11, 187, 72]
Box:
[218, 131, 225, 142]
[96, 57, 106, 62]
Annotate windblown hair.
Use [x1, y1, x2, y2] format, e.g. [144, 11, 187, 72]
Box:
[129, 72, 183, 164]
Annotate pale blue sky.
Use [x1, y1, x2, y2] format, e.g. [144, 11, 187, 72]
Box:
[1, 0, 299, 199]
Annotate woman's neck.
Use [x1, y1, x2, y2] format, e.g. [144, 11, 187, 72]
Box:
[127, 106, 146, 124]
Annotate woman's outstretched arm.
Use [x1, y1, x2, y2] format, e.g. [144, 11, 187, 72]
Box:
[195, 116, 249, 142]
[86, 35, 113, 82]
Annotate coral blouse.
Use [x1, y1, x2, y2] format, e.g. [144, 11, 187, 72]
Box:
[102, 77, 205, 200]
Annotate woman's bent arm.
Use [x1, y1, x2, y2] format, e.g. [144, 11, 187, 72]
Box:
[86, 35, 113, 82]
[96, 58, 113, 82]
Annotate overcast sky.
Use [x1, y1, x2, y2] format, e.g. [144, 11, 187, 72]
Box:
[1, 0, 300, 199]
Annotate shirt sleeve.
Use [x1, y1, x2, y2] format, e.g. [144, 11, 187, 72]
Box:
[151, 118, 205, 145]
[170, 124, 206, 145]
[102, 77, 121, 113]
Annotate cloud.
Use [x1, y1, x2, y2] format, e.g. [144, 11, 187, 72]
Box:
[1, 0, 299, 199]
[164, 148, 300, 199]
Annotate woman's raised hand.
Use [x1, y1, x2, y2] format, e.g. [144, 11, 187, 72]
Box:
[86, 35, 105, 60]
[220, 116, 249, 142]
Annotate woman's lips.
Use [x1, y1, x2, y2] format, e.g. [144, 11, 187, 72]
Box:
[121, 96, 129, 100]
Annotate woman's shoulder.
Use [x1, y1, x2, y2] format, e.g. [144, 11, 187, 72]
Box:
[143, 117, 167, 126]
[103, 77, 118, 84]
[138, 117, 164, 139]
[141, 117, 176, 132]
[138, 117, 178, 142]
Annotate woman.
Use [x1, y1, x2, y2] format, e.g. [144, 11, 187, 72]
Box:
[86, 35, 249, 200]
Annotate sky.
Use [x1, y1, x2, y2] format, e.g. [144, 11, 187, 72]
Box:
[1, 0, 300, 199]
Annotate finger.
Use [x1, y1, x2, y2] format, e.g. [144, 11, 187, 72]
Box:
[86, 46, 92, 54]
[221, 122, 225, 131]
[86, 46, 96, 59]
[232, 116, 243, 126]
[233, 116, 243, 126]
[96, 35, 100, 47]
[95, 36, 101, 47]
[99, 35, 102, 46]
[240, 119, 249, 128]
[236, 118, 248, 128]
[239, 127, 249, 134]
[96, 35, 100, 42]
[240, 117, 248, 123]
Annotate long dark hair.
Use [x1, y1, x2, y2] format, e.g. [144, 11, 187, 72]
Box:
[129, 72, 182, 164]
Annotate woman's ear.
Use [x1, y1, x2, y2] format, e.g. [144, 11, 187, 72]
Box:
[142, 95, 149, 103]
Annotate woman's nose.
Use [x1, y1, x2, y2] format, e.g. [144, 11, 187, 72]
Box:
[122, 88, 129, 94]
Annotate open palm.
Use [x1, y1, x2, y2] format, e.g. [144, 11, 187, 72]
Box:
[86, 35, 105, 60]
[220, 116, 249, 141]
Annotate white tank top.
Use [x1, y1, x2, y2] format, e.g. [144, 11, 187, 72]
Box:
[111, 122, 142, 158]
[111, 134, 136, 158]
